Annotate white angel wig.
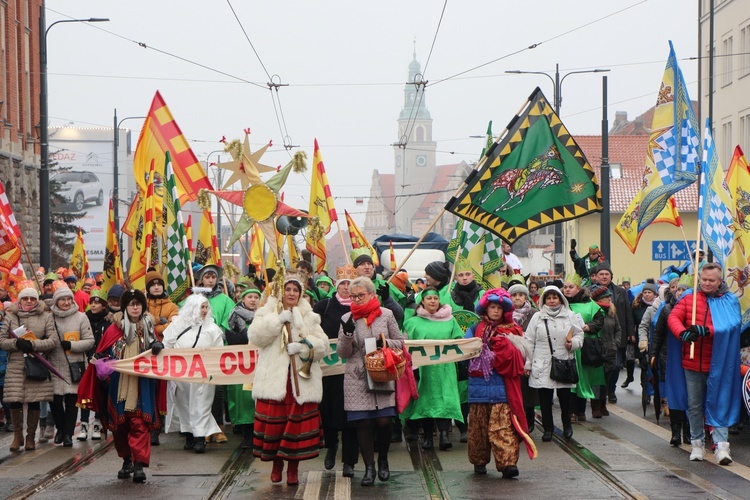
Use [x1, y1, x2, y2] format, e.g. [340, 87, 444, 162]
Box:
[178, 294, 216, 327]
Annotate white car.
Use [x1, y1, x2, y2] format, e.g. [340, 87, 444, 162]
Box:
[51, 171, 104, 212]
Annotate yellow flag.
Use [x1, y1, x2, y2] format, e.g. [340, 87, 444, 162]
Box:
[724, 146, 750, 330]
[69, 227, 89, 289]
[615, 196, 682, 253]
[102, 199, 123, 293]
[306, 139, 338, 272]
[128, 160, 156, 291]
[249, 225, 265, 267]
[195, 210, 220, 266]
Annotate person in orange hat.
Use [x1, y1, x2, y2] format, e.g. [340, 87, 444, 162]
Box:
[0, 280, 10, 303]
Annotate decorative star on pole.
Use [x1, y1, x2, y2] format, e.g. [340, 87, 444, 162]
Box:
[215, 129, 277, 190]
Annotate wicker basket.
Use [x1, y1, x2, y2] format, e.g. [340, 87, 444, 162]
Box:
[365, 334, 406, 382]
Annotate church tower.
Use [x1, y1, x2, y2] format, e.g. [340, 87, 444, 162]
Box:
[394, 47, 436, 235]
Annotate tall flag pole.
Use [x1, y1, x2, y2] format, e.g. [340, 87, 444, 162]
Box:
[306, 139, 339, 272]
[102, 198, 123, 293]
[616, 41, 701, 252]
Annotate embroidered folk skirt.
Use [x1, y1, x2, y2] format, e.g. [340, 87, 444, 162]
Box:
[252, 377, 322, 461]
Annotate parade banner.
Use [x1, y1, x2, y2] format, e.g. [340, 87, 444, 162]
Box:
[107, 337, 483, 385]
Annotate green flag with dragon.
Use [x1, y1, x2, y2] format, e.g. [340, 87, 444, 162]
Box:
[446, 88, 602, 243]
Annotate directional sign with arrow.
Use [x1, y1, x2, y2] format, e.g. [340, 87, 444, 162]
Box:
[652, 240, 697, 261]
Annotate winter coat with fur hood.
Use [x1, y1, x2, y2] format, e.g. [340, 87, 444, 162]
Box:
[0, 301, 57, 403]
[248, 296, 329, 405]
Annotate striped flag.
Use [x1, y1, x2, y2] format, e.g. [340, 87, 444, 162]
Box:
[195, 210, 221, 266]
[101, 199, 123, 293]
[389, 240, 396, 271]
[185, 215, 194, 256]
[698, 120, 733, 267]
[162, 152, 191, 302]
[306, 139, 338, 272]
[344, 210, 379, 266]
[128, 160, 157, 290]
[0, 180, 22, 279]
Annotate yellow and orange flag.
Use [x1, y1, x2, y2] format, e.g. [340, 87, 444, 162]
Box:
[195, 210, 221, 266]
[185, 214, 194, 257]
[132, 91, 213, 205]
[344, 210, 379, 266]
[305, 139, 338, 273]
[724, 146, 750, 331]
[101, 199, 123, 293]
[248, 224, 265, 268]
[128, 160, 157, 290]
[69, 227, 89, 288]
[389, 241, 397, 271]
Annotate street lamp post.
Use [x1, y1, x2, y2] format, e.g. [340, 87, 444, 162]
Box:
[112, 110, 145, 231]
[39, 12, 109, 269]
[505, 64, 610, 275]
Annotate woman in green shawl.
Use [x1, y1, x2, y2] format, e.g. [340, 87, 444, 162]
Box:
[561, 274, 605, 421]
[402, 287, 464, 451]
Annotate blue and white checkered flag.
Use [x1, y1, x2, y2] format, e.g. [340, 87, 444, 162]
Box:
[699, 120, 733, 266]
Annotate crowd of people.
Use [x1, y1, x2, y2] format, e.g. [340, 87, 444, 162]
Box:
[0, 237, 743, 486]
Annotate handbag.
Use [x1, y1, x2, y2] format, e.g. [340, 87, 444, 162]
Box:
[544, 319, 578, 384]
[25, 355, 51, 381]
[580, 334, 606, 367]
[55, 325, 87, 384]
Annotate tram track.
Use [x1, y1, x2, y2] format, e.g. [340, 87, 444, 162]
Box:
[6, 438, 115, 500]
[406, 438, 450, 500]
[204, 446, 254, 500]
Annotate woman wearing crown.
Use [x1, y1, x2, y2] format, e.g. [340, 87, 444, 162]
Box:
[248, 269, 329, 486]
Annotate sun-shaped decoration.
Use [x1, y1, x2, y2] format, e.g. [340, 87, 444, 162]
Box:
[570, 182, 586, 194]
[215, 129, 277, 190]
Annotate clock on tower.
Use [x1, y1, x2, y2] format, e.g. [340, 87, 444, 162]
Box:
[416, 155, 427, 167]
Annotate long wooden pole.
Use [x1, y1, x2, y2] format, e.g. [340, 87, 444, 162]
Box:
[335, 219, 351, 266]
[689, 211, 702, 360]
[18, 234, 42, 292]
[448, 243, 462, 292]
[388, 93, 534, 282]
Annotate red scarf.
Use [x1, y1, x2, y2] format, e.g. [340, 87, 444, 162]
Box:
[351, 296, 383, 326]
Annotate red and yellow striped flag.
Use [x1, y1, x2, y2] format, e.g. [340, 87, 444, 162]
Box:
[132, 91, 213, 205]
[389, 240, 396, 271]
[102, 198, 123, 293]
[185, 214, 194, 256]
[305, 139, 338, 273]
[196, 210, 221, 266]
[128, 160, 156, 290]
[344, 210, 379, 266]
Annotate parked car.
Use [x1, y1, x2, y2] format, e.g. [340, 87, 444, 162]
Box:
[51, 171, 104, 212]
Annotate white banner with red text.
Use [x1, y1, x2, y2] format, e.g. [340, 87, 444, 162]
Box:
[107, 337, 483, 385]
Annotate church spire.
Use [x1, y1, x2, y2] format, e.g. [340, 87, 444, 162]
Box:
[400, 43, 430, 121]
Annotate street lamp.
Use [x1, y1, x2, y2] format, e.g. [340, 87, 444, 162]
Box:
[39, 13, 109, 269]
[112, 111, 145, 230]
[505, 64, 610, 274]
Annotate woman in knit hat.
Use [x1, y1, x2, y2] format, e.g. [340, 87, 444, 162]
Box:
[0, 281, 57, 452]
[466, 288, 535, 478]
[48, 280, 95, 446]
[589, 286, 621, 418]
[80, 288, 111, 442]
[163, 294, 225, 453]
[624, 281, 659, 389]
[508, 280, 539, 433]
[226, 286, 262, 449]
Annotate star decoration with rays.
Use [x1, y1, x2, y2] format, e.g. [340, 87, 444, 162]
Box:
[215, 130, 277, 190]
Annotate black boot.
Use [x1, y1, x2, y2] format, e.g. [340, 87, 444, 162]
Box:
[682, 412, 691, 444]
[377, 457, 390, 481]
[422, 434, 433, 451]
[669, 412, 681, 446]
[194, 437, 206, 454]
[621, 361, 635, 388]
[183, 432, 195, 450]
[132, 461, 146, 483]
[240, 424, 253, 449]
[361, 463, 376, 486]
[150, 430, 160, 446]
[439, 431, 452, 451]
[117, 458, 133, 479]
[324, 444, 337, 470]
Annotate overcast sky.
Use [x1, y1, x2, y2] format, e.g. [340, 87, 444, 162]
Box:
[46, 0, 698, 227]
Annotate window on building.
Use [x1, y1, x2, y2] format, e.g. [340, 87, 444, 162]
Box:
[740, 110, 750, 151]
[416, 126, 424, 142]
[722, 36, 733, 87]
[722, 121, 733, 165]
[741, 24, 750, 78]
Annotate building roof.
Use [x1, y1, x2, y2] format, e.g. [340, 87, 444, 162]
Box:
[574, 135, 698, 213]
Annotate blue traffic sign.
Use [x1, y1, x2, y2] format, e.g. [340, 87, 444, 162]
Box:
[651, 240, 697, 261]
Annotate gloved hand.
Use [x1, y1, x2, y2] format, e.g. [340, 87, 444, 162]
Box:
[12, 325, 27, 338]
[688, 325, 709, 337]
[571, 238, 577, 251]
[341, 316, 356, 335]
[278, 309, 293, 324]
[638, 339, 648, 353]
[377, 283, 390, 302]
[376, 337, 385, 349]
[287, 342, 303, 356]
[92, 351, 109, 360]
[16, 338, 33, 353]
[159, 316, 168, 325]
[60, 340, 72, 351]
[680, 330, 699, 343]
[151, 341, 164, 355]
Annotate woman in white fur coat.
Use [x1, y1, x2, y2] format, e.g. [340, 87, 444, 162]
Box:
[163, 294, 224, 454]
[248, 270, 329, 486]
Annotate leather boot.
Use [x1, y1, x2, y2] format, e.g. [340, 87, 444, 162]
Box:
[240, 424, 253, 449]
[621, 361, 635, 388]
[361, 462, 376, 486]
[183, 433, 195, 450]
[669, 412, 682, 446]
[591, 399, 602, 419]
[324, 443, 338, 470]
[422, 434, 433, 451]
[270, 459, 284, 483]
[439, 431, 452, 450]
[286, 460, 299, 485]
[682, 413, 691, 444]
[9, 408, 23, 452]
[150, 430, 160, 446]
[25, 409, 40, 450]
[132, 461, 146, 483]
[117, 458, 134, 479]
[600, 397, 609, 416]
[377, 457, 390, 481]
[193, 437, 206, 454]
